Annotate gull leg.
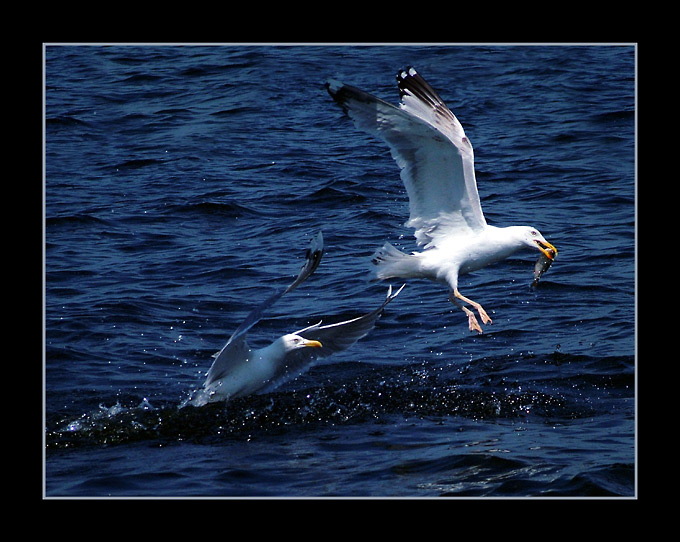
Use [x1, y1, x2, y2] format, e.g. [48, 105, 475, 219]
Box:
[449, 288, 492, 332]
[453, 288, 492, 324]
[449, 291, 483, 333]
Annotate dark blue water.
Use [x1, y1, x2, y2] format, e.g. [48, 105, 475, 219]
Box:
[44, 45, 636, 497]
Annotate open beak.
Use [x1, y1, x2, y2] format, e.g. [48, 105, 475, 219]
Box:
[535, 240, 557, 260]
[303, 339, 323, 348]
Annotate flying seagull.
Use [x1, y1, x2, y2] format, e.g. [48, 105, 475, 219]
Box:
[190, 232, 403, 405]
[326, 67, 557, 333]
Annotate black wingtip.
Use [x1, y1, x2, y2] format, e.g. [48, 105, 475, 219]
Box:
[284, 232, 324, 294]
[325, 78, 354, 116]
[325, 79, 343, 102]
[325, 80, 345, 115]
[303, 241, 323, 277]
[326, 78, 384, 117]
[396, 66, 418, 95]
[396, 66, 445, 108]
[397, 66, 418, 81]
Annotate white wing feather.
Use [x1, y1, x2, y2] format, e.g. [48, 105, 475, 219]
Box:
[327, 67, 486, 247]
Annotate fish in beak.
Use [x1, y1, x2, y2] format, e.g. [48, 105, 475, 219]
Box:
[535, 239, 557, 260]
[531, 240, 557, 287]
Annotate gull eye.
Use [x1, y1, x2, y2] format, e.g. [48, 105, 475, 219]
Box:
[530, 230, 538, 236]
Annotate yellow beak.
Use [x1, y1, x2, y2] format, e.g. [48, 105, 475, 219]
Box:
[303, 339, 323, 348]
[536, 240, 558, 260]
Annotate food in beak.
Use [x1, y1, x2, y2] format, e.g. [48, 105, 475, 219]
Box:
[531, 246, 556, 287]
[535, 240, 557, 261]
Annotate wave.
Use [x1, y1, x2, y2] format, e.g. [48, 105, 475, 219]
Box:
[169, 200, 261, 219]
[46, 115, 90, 128]
[111, 158, 164, 170]
[46, 213, 109, 227]
[45, 350, 630, 452]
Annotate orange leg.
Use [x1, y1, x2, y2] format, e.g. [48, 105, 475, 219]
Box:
[449, 289, 492, 333]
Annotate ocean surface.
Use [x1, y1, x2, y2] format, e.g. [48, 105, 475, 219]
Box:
[44, 44, 636, 498]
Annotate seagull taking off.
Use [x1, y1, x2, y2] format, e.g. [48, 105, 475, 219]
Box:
[189, 232, 403, 405]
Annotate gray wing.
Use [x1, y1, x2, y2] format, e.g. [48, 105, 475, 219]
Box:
[259, 284, 405, 393]
[203, 335, 251, 388]
[326, 68, 486, 247]
[297, 284, 405, 357]
[204, 232, 324, 387]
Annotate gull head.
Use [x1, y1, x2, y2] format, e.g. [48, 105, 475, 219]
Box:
[520, 227, 558, 260]
[281, 334, 323, 352]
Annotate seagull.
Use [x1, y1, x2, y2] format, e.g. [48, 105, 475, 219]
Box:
[326, 67, 557, 333]
[189, 232, 403, 405]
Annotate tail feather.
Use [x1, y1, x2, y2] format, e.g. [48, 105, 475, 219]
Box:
[371, 242, 420, 280]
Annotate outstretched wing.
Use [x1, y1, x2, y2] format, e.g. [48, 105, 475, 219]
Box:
[204, 232, 324, 387]
[326, 67, 486, 247]
[259, 284, 405, 393]
[296, 284, 405, 357]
